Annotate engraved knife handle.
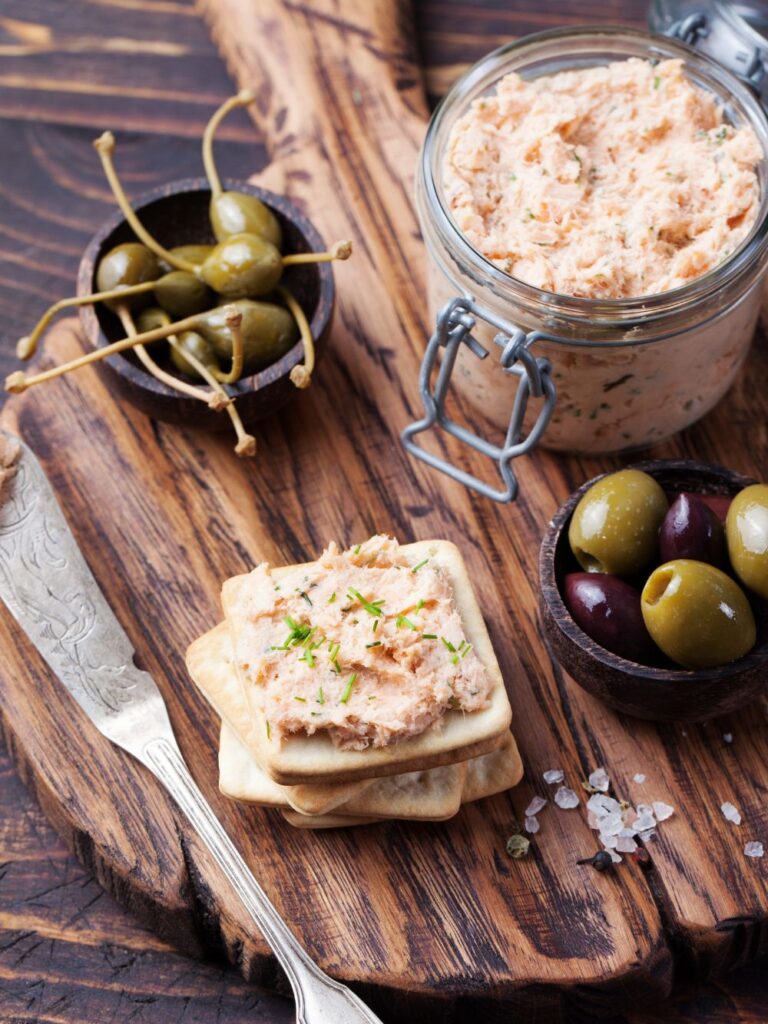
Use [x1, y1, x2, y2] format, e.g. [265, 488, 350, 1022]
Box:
[142, 736, 385, 1024]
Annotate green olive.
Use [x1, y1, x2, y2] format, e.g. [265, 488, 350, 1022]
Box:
[198, 299, 298, 372]
[199, 232, 282, 299]
[95, 243, 159, 310]
[158, 244, 214, 274]
[726, 484, 768, 599]
[568, 469, 668, 577]
[641, 559, 756, 668]
[170, 330, 220, 379]
[210, 192, 282, 249]
[154, 270, 212, 319]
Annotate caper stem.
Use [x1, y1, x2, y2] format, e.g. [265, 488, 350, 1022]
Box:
[116, 305, 222, 407]
[211, 307, 244, 385]
[16, 279, 158, 361]
[5, 309, 210, 393]
[279, 286, 314, 390]
[93, 132, 198, 274]
[282, 240, 353, 266]
[201, 90, 255, 200]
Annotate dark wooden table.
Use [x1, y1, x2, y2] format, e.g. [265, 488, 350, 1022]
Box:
[0, 1, 765, 1021]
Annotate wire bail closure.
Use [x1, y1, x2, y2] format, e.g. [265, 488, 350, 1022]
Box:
[401, 297, 556, 503]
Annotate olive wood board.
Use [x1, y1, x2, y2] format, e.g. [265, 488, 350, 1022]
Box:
[0, 0, 765, 1020]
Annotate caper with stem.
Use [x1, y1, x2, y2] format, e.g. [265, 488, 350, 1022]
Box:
[93, 128, 353, 300]
[198, 298, 298, 373]
[202, 90, 283, 248]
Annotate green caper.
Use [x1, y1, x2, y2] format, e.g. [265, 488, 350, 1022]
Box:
[210, 192, 282, 249]
[641, 559, 756, 669]
[726, 484, 768, 599]
[167, 244, 213, 267]
[154, 270, 212, 319]
[135, 306, 171, 341]
[568, 469, 668, 577]
[95, 243, 159, 310]
[170, 330, 221, 379]
[199, 233, 283, 299]
[198, 299, 298, 372]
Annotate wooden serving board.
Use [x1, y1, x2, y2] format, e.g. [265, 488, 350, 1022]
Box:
[0, 0, 766, 1020]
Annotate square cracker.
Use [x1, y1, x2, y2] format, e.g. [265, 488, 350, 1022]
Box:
[215, 539, 513, 784]
[221, 724, 522, 821]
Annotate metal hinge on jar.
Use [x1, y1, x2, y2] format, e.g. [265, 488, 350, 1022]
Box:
[666, 10, 767, 92]
[401, 297, 556, 503]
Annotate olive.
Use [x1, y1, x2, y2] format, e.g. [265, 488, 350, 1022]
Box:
[134, 306, 171, 342]
[199, 232, 282, 299]
[154, 270, 212, 319]
[726, 484, 768, 599]
[165, 244, 213, 268]
[170, 330, 221, 379]
[698, 493, 732, 524]
[641, 560, 756, 669]
[95, 243, 159, 310]
[564, 573, 656, 663]
[198, 299, 298, 372]
[659, 492, 726, 567]
[210, 192, 282, 249]
[568, 469, 668, 577]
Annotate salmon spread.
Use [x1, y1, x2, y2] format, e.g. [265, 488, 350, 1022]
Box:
[231, 536, 493, 750]
[443, 58, 762, 298]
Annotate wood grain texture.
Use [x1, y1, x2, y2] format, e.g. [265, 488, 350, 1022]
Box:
[0, 0, 766, 1021]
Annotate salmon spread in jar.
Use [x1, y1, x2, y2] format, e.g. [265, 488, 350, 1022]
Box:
[444, 58, 761, 300]
[407, 28, 768, 483]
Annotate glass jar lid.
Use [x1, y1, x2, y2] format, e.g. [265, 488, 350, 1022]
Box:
[650, 1, 768, 96]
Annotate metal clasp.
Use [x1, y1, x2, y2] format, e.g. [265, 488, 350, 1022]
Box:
[667, 10, 766, 92]
[402, 297, 556, 503]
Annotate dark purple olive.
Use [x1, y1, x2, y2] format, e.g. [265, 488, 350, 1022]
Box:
[564, 573, 656, 664]
[698, 493, 732, 524]
[659, 492, 726, 567]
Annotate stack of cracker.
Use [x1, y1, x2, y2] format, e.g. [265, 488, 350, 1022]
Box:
[186, 537, 522, 828]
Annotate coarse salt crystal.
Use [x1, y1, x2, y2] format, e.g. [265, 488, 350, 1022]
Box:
[554, 786, 580, 809]
[631, 812, 656, 832]
[588, 811, 601, 829]
[588, 767, 610, 792]
[543, 769, 565, 784]
[616, 835, 638, 854]
[608, 851, 622, 864]
[619, 828, 636, 839]
[601, 834, 619, 849]
[599, 811, 624, 837]
[587, 793, 619, 816]
[525, 815, 540, 834]
[633, 773, 646, 784]
[638, 829, 656, 843]
[723, 733, 733, 744]
[721, 801, 741, 826]
[652, 801, 674, 822]
[525, 795, 548, 817]
[744, 841, 764, 858]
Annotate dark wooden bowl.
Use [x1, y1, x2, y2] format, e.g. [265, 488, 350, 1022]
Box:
[539, 460, 768, 722]
[76, 178, 335, 428]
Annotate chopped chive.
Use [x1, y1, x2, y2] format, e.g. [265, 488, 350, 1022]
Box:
[461, 643, 473, 659]
[368, 695, 377, 701]
[331, 659, 341, 674]
[653, 75, 661, 89]
[372, 619, 379, 633]
[366, 641, 382, 648]
[451, 654, 459, 665]
[300, 590, 313, 607]
[339, 672, 358, 704]
[328, 591, 337, 604]
[347, 588, 385, 617]
[310, 711, 319, 717]
[441, 637, 457, 653]
[416, 598, 425, 612]
[265, 721, 271, 739]
[300, 647, 315, 668]
[396, 615, 417, 630]
[411, 558, 429, 573]
[317, 687, 325, 705]
[422, 633, 438, 640]
[294, 696, 307, 703]
[353, 544, 361, 554]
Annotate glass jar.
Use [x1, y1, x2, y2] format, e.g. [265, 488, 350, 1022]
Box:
[404, 27, 768, 501]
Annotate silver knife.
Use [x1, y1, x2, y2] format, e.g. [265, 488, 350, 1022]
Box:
[0, 430, 384, 1024]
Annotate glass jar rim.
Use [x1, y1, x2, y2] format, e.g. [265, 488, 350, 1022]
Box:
[420, 24, 768, 326]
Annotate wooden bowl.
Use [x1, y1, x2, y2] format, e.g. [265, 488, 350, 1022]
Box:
[76, 178, 335, 428]
[539, 460, 768, 722]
